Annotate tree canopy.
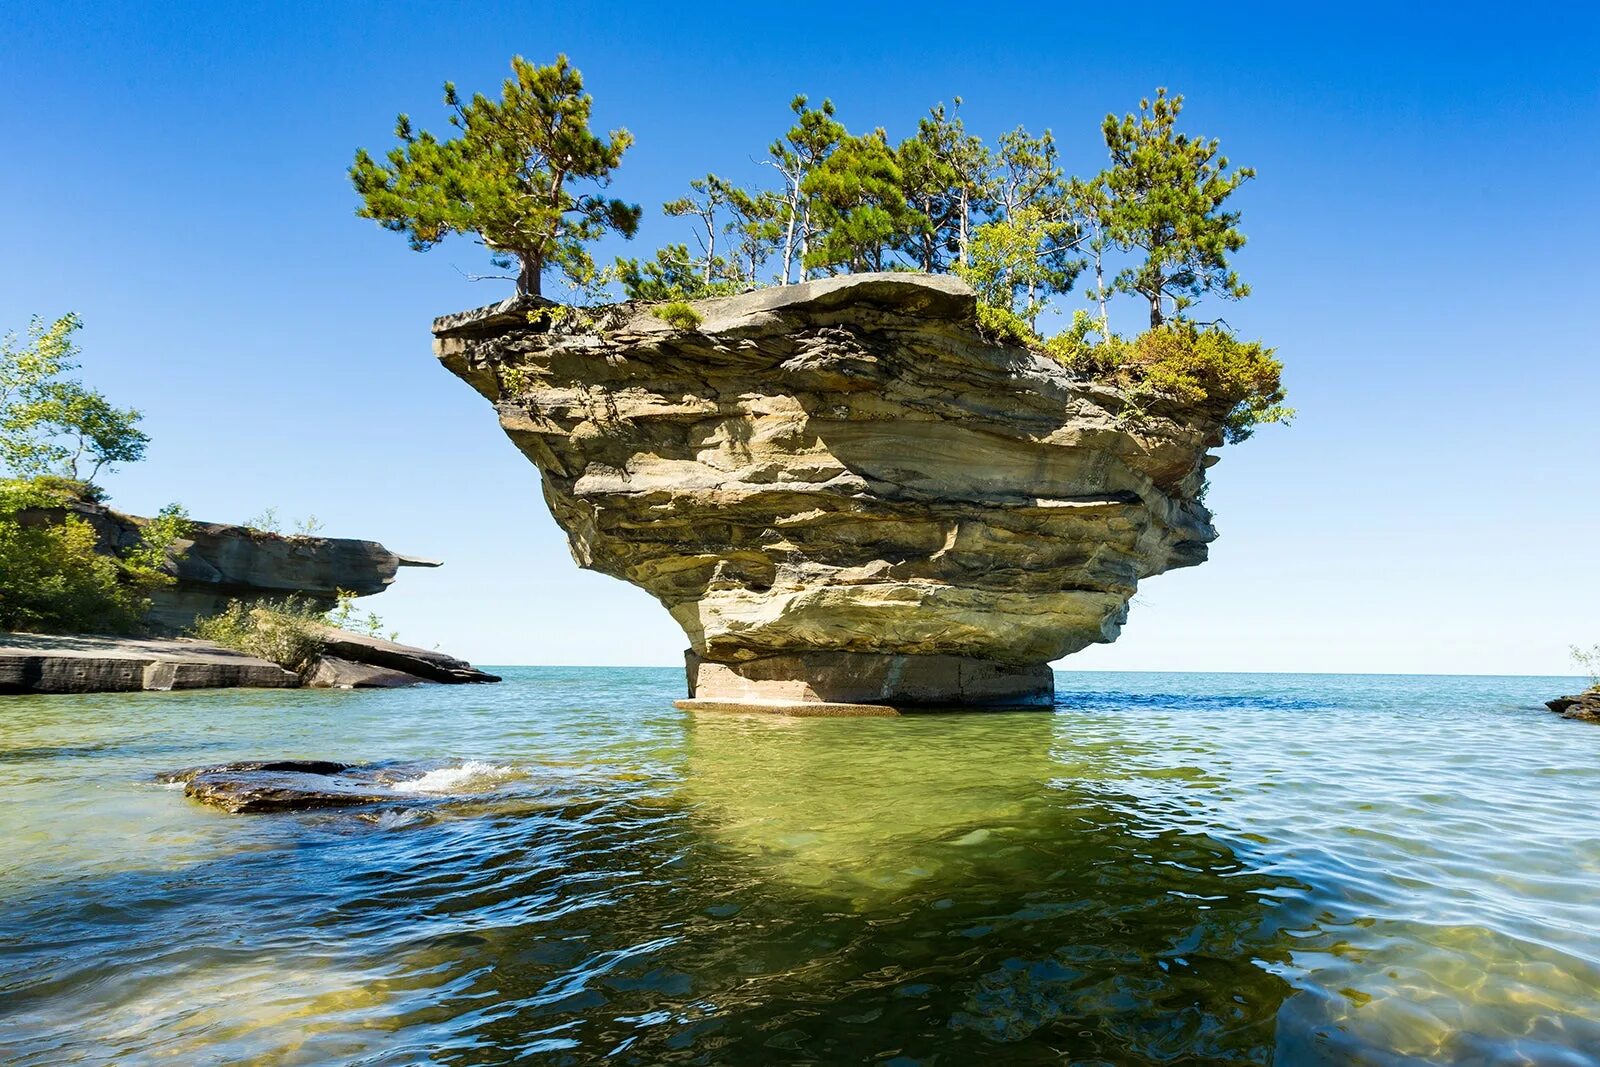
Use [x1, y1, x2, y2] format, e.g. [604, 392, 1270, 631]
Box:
[351, 54, 641, 298]
[357, 59, 1286, 439]
[1, 313, 148, 484]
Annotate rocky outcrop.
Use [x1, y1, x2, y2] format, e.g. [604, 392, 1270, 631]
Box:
[158, 761, 396, 813]
[0, 633, 299, 693]
[1547, 688, 1600, 722]
[303, 624, 501, 686]
[0, 629, 499, 694]
[16, 499, 440, 632]
[434, 273, 1223, 711]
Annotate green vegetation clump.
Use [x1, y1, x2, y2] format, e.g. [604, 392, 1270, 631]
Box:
[1, 316, 189, 634]
[194, 591, 396, 673]
[351, 54, 640, 299]
[651, 302, 703, 330]
[0, 478, 188, 633]
[193, 597, 328, 674]
[973, 303, 1040, 349]
[355, 58, 1290, 442]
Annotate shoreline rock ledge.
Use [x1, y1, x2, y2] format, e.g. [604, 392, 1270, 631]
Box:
[434, 273, 1224, 714]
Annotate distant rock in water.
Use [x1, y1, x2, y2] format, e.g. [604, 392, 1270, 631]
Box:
[1547, 688, 1600, 722]
[434, 274, 1224, 712]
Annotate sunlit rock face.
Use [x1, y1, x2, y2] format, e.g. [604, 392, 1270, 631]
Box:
[434, 273, 1221, 707]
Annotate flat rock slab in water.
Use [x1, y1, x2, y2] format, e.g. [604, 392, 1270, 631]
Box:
[160, 760, 401, 814]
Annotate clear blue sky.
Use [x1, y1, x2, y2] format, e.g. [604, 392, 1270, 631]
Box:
[4, 2, 1596, 674]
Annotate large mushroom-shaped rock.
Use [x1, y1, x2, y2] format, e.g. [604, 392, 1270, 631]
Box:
[434, 273, 1223, 712]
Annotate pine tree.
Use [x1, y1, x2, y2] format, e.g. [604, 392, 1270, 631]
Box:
[801, 131, 919, 275]
[893, 99, 992, 272]
[351, 55, 641, 298]
[763, 97, 846, 284]
[1100, 88, 1255, 327]
[663, 175, 735, 285]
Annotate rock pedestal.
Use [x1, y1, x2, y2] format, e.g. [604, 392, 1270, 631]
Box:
[434, 273, 1224, 713]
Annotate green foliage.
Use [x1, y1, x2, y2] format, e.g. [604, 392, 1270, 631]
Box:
[0, 478, 189, 634]
[351, 54, 641, 297]
[326, 589, 396, 641]
[1573, 645, 1600, 687]
[651, 302, 704, 330]
[244, 506, 282, 535]
[1099, 89, 1255, 327]
[614, 245, 740, 302]
[766, 96, 849, 284]
[358, 67, 1289, 447]
[958, 205, 1081, 328]
[1, 313, 148, 483]
[195, 591, 396, 673]
[973, 303, 1041, 349]
[897, 99, 990, 271]
[193, 597, 327, 674]
[1043, 322, 1290, 442]
[802, 131, 919, 274]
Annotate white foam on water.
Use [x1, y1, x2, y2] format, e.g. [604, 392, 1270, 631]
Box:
[390, 761, 519, 795]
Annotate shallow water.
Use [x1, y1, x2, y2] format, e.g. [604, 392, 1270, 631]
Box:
[1, 668, 1596, 1065]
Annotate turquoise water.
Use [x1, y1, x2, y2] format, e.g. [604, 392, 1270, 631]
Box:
[1, 668, 1597, 1065]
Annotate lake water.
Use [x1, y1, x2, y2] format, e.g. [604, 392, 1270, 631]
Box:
[1, 668, 1596, 1065]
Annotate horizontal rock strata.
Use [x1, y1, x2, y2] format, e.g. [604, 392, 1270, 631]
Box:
[0, 630, 499, 694]
[0, 633, 298, 693]
[1547, 688, 1600, 723]
[435, 273, 1223, 710]
[17, 499, 440, 633]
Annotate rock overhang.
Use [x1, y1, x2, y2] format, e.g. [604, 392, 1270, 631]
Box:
[434, 272, 1223, 709]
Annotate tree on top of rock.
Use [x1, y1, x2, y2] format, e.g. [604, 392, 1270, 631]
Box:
[350, 55, 641, 298]
[1100, 88, 1254, 328]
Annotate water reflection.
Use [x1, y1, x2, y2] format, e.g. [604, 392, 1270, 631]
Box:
[2, 670, 1598, 1065]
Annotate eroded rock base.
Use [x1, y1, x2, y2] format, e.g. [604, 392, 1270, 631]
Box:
[685, 651, 1054, 710]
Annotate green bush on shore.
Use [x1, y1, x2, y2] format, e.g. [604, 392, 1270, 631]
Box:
[192, 592, 394, 674]
[192, 597, 328, 674]
[0, 478, 188, 634]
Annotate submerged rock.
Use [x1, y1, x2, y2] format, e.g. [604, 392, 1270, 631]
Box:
[159, 758, 525, 814]
[434, 273, 1223, 709]
[158, 760, 387, 813]
[1546, 688, 1600, 722]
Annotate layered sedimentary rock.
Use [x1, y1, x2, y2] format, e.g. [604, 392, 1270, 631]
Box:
[434, 273, 1223, 710]
[18, 499, 440, 632]
[0, 629, 499, 694]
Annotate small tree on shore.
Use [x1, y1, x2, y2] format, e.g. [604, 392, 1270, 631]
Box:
[1, 313, 148, 484]
[351, 55, 641, 298]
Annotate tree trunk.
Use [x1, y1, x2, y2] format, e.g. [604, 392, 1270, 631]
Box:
[781, 193, 798, 285]
[957, 190, 970, 266]
[1149, 292, 1163, 329]
[705, 215, 716, 283]
[518, 255, 542, 298]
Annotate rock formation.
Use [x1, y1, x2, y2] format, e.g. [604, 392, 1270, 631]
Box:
[434, 273, 1224, 711]
[17, 498, 440, 633]
[1547, 688, 1600, 723]
[0, 629, 499, 694]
